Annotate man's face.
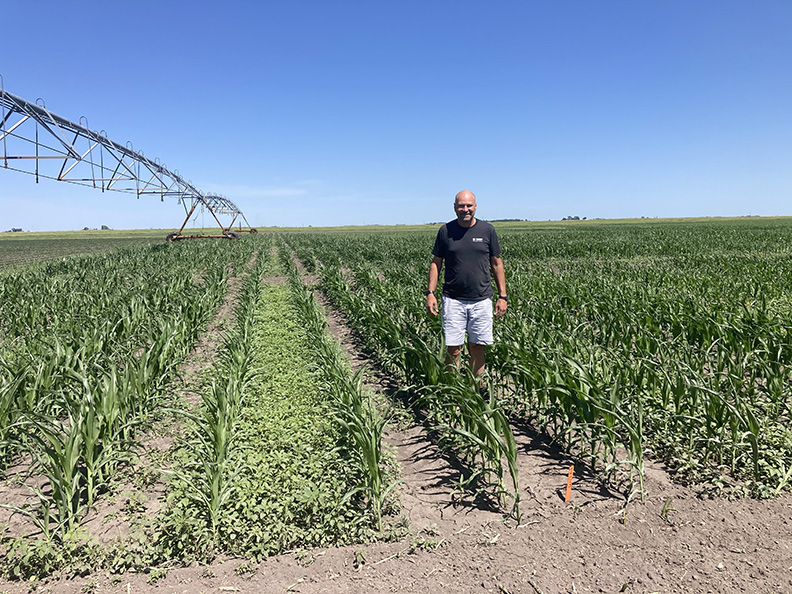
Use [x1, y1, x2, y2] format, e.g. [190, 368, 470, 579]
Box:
[454, 195, 477, 226]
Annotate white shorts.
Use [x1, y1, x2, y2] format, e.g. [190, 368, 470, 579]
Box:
[441, 296, 494, 346]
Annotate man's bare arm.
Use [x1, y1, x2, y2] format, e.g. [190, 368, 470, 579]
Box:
[426, 256, 443, 315]
[491, 256, 507, 317]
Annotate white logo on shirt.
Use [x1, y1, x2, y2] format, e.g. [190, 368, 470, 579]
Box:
[472, 237, 484, 242]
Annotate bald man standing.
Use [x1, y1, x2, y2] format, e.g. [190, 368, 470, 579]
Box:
[425, 190, 507, 380]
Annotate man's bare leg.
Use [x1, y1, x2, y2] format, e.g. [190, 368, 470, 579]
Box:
[446, 345, 463, 368]
[469, 342, 485, 378]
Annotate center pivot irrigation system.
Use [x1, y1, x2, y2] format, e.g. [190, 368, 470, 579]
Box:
[0, 78, 255, 240]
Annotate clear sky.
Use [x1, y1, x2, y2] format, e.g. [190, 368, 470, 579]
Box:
[1, 0, 790, 231]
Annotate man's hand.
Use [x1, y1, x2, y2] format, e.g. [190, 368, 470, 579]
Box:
[495, 297, 507, 317]
[426, 293, 439, 316]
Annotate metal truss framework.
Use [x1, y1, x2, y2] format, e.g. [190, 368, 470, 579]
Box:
[0, 80, 254, 239]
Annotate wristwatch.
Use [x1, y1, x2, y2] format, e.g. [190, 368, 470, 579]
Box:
[498, 296, 508, 301]
[425, 290, 434, 296]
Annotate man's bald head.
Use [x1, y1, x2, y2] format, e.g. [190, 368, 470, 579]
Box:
[454, 190, 476, 205]
[453, 190, 477, 227]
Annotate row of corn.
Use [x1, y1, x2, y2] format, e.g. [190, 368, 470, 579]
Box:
[0, 240, 255, 542]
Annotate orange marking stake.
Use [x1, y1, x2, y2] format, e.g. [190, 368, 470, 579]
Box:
[564, 464, 574, 503]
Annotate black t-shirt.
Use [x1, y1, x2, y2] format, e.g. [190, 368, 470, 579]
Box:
[432, 219, 502, 301]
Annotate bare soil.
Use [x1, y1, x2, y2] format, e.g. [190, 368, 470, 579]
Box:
[2, 273, 791, 594]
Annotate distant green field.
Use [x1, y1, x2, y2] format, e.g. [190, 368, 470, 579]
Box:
[0, 228, 178, 269]
[2, 216, 789, 270]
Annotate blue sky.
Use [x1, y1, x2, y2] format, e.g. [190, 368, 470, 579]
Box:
[1, 0, 790, 230]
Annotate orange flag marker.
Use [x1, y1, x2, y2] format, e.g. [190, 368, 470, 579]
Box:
[564, 464, 574, 502]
